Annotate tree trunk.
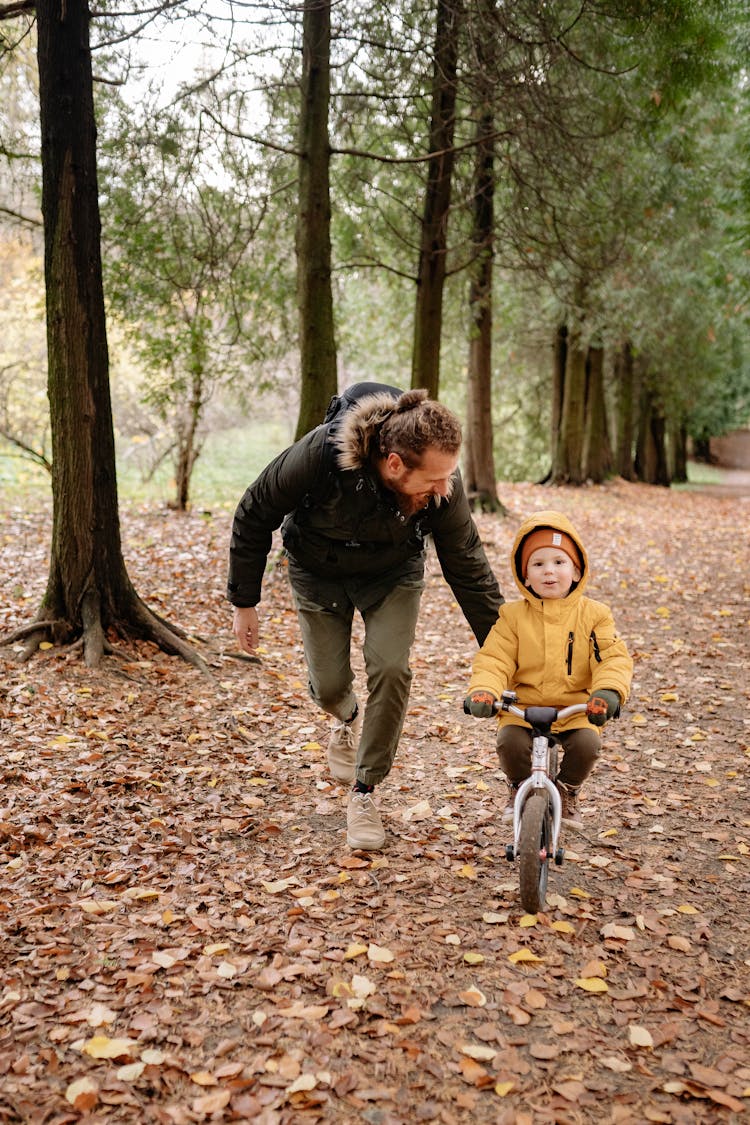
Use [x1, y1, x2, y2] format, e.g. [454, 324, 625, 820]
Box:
[635, 381, 670, 486]
[671, 422, 688, 482]
[295, 0, 337, 439]
[551, 325, 587, 484]
[583, 343, 612, 482]
[11, 0, 208, 671]
[411, 0, 462, 398]
[551, 324, 567, 458]
[614, 340, 637, 480]
[463, 67, 502, 513]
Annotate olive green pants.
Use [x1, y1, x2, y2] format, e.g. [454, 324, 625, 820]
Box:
[292, 581, 424, 786]
[497, 723, 601, 789]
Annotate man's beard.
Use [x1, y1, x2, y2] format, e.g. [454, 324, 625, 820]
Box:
[391, 489, 432, 517]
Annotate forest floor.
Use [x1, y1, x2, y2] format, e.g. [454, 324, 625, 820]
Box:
[0, 479, 749, 1125]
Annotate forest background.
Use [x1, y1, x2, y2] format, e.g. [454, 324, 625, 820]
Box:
[1, 3, 750, 1121]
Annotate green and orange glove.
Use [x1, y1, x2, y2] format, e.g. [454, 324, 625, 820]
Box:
[463, 690, 497, 718]
[586, 689, 620, 727]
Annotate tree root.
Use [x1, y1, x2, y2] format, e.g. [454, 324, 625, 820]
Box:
[1, 595, 213, 677]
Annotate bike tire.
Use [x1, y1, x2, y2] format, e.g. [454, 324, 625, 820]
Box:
[518, 792, 551, 914]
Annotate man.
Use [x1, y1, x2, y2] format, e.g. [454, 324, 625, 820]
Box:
[228, 386, 503, 850]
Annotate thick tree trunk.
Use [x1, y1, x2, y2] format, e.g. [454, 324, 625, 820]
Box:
[614, 340, 637, 480]
[583, 344, 612, 482]
[635, 382, 671, 486]
[464, 91, 502, 513]
[551, 326, 587, 484]
[295, 0, 337, 439]
[670, 422, 688, 482]
[411, 0, 462, 398]
[551, 324, 567, 457]
[12, 0, 208, 671]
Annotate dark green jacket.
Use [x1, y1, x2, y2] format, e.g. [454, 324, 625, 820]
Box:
[228, 421, 503, 645]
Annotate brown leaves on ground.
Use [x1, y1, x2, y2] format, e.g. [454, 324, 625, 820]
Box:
[0, 480, 749, 1124]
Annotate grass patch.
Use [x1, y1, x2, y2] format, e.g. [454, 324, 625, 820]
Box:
[0, 421, 294, 511]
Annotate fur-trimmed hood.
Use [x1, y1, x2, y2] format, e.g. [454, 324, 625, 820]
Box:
[332, 391, 402, 472]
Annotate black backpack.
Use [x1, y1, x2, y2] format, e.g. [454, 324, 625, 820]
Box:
[305, 381, 404, 507]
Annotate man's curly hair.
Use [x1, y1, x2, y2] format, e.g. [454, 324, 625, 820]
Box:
[377, 389, 462, 468]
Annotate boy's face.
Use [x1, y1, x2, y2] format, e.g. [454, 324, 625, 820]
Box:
[524, 546, 580, 599]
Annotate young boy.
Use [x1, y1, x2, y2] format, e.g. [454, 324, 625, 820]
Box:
[464, 510, 633, 828]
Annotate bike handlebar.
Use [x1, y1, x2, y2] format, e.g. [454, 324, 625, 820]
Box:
[495, 691, 589, 726]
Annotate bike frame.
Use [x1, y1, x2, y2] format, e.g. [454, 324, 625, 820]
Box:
[498, 693, 588, 861]
[511, 731, 563, 859]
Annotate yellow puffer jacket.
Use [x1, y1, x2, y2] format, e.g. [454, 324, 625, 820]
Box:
[468, 510, 633, 732]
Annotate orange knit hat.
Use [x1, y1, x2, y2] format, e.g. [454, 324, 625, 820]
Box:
[520, 528, 581, 577]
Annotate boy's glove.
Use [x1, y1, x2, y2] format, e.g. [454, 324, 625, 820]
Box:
[464, 690, 497, 718]
[586, 689, 620, 726]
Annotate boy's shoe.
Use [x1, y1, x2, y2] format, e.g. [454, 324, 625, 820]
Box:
[557, 782, 582, 830]
[346, 791, 385, 850]
[502, 782, 520, 822]
[327, 712, 361, 783]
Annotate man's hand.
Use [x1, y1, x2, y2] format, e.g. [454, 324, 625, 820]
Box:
[463, 690, 497, 718]
[233, 606, 260, 655]
[586, 689, 620, 727]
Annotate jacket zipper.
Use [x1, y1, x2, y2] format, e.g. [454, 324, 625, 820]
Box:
[566, 631, 574, 675]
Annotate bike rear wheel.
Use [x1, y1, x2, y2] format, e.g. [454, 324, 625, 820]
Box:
[518, 792, 551, 913]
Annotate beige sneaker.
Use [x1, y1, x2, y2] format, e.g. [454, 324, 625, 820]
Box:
[347, 791, 385, 850]
[558, 782, 582, 830]
[327, 711, 361, 783]
[502, 782, 519, 823]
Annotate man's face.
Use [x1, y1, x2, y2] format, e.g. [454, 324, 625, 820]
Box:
[380, 448, 459, 515]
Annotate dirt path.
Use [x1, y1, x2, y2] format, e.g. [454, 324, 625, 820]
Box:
[0, 480, 749, 1124]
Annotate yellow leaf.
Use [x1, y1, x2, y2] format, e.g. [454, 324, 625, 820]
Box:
[81, 1036, 138, 1060]
[508, 949, 543, 964]
[368, 943, 394, 964]
[552, 921, 575, 934]
[677, 903, 699, 914]
[494, 1081, 515, 1097]
[704, 778, 719, 787]
[249, 777, 270, 786]
[190, 1071, 217, 1086]
[660, 692, 678, 702]
[343, 942, 368, 960]
[630, 714, 647, 725]
[476, 780, 489, 791]
[655, 606, 670, 617]
[519, 914, 538, 927]
[600, 828, 618, 838]
[301, 741, 322, 750]
[575, 977, 609, 993]
[39, 641, 54, 650]
[457, 864, 477, 879]
[628, 1025, 654, 1048]
[569, 887, 591, 899]
[463, 952, 485, 965]
[204, 943, 230, 956]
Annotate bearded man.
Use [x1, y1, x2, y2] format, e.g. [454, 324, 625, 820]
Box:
[228, 387, 504, 850]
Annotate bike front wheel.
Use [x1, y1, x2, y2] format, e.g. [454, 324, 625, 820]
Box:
[518, 792, 552, 913]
